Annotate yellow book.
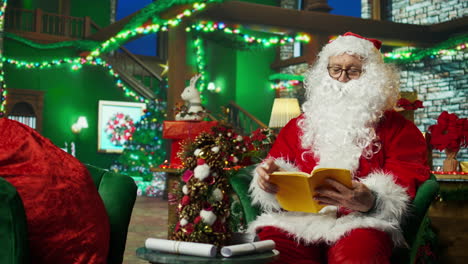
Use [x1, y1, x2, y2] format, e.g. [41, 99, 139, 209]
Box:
[269, 168, 353, 213]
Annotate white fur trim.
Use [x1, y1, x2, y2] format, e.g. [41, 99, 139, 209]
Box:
[248, 158, 300, 212]
[194, 164, 210, 181]
[321, 35, 382, 62]
[248, 171, 410, 247]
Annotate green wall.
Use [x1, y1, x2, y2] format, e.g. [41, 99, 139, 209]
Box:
[186, 36, 276, 128]
[4, 38, 134, 168]
[202, 39, 237, 118]
[235, 49, 276, 125]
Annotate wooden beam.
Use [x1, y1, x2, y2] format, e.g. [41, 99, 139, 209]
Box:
[371, 0, 382, 20]
[430, 16, 468, 34]
[167, 23, 188, 120]
[86, 10, 138, 41]
[194, 1, 460, 47]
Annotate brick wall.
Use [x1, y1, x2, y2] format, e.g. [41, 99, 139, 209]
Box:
[361, 0, 372, 18]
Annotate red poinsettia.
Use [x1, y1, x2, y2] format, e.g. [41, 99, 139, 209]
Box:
[428, 111, 468, 152]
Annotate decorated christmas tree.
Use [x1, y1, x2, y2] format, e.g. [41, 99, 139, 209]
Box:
[111, 98, 168, 196]
[169, 124, 276, 247]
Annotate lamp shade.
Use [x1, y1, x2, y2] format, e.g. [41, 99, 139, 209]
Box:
[268, 98, 301, 128]
[76, 116, 88, 128]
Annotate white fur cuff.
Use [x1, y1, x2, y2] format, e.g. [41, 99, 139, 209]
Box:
[248, 158, 300, 212]
[248, 170, 411, 247]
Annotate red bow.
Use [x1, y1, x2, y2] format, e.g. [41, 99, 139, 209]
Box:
[396, 98, 424, 110]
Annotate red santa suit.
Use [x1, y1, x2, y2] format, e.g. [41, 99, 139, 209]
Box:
[248, 111, 429, 263]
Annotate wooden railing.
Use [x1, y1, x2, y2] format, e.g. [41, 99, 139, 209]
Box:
[225, 101, 267, 134]
[5, 7, 93, 39]
[89, 21, 164, 100]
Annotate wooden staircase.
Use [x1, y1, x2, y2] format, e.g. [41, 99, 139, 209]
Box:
[5, 7, 165, 100]
[4, 7, 268, 134]
[220, 101, 268, 135]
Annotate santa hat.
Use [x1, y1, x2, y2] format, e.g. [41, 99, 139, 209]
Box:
[341, 32, 382, 50]
[319, 32, 383, 62]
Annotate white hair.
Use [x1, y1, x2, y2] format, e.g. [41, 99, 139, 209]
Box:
[298, 35, 400, 172]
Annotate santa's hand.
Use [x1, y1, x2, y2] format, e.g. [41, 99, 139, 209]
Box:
[314, 179, 376, 213]
[256, 158, 280, 194]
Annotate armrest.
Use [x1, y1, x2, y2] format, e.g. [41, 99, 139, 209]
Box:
[229, 165, 261, 224]
[0, 177, 30, 264]
[97, 170, 137, 264]
[402, 174, 439, 245]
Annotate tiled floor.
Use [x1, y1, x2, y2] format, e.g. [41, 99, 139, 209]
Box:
[124, 196, 168, 264]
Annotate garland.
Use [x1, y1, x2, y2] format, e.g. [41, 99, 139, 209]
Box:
[268, 73, 304, 81]
[121, 0, 225, 34]
[3, 56, 149, 103]
[188, 21, 310, 50]
[383, 34, 468, 63]
[0, 0, 7, 117]
[4, 32, 100, 51]
[194, 37, 207, 98]
[89, 0, 222, 57]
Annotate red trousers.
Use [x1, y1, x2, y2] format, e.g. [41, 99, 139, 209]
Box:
[257, 226, 392, 264]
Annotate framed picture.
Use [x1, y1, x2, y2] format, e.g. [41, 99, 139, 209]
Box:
[98, 100, 146, 153]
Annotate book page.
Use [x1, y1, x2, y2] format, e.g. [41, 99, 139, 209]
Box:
[269, 168, 352, 213]
[270, 172, 321, 213]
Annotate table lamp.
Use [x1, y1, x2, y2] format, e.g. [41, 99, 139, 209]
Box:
[268, 98, 301, 129]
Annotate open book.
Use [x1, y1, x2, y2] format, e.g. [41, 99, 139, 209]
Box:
[269, 168, 352, 213]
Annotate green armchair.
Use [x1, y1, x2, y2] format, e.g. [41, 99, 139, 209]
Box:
[229, 165, 440, 263]
[0, 164, 137, 264]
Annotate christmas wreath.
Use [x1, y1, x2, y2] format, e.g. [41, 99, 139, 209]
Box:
[105, 112, 136, 146]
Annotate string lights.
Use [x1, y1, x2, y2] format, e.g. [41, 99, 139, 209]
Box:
[187, 21, 310, 47]
[194, 37, 207, 101]
[2, 56, 149, 103]
[0, 0, 465, 114]
[0, 0, 7, 117]
[268, 73, 304, 91]
[270, 80, 302, 91]
[87, 2, 210, 59]
[383, 40, 467, 63]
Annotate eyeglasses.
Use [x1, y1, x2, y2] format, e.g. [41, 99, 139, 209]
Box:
[327, 66, 363, 80]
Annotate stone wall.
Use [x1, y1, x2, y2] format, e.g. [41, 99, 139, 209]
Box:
[362, 0, 467, 23]
[361, 0, 467, 168]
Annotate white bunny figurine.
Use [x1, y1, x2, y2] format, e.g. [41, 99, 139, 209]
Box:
[175, 74, 206, 121]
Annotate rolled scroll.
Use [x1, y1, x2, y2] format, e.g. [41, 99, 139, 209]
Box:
[145, 238, 217, 257]
[220, 240, 275, 257]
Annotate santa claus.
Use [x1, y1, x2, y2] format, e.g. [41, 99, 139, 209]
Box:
[249, 32, 429, 263]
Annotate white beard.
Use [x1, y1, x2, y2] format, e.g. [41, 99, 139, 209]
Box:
[299, 71, 390, 173]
